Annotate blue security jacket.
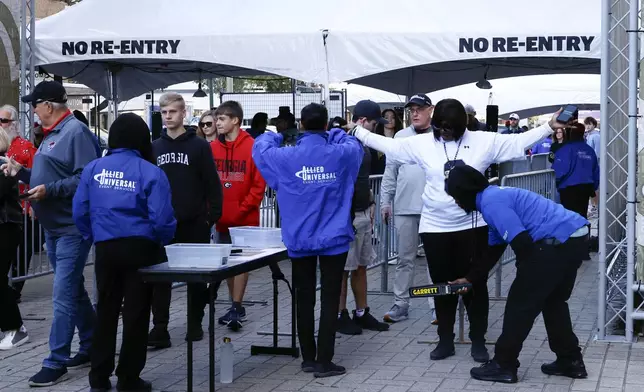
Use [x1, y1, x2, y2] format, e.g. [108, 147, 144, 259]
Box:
[72, 149, 177, 245]
[476, 186, 588, 245]
[531, 137, 552, 154]
[552, 141, 599, 190]
[252, 129, 363, 258]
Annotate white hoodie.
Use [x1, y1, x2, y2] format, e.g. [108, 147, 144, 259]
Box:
[354, 123, 554, 233]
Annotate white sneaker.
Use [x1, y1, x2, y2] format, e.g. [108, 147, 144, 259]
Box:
[417, 248, 426, 258]
[388, 258, 398, 265]
[0, 326, 29, 350]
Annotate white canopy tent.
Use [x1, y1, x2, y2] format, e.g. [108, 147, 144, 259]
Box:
[324, 0, 601, 95]
[33, 0, 600, 102]
[33, 0, 327, 101]
[338, 74, 600, 120]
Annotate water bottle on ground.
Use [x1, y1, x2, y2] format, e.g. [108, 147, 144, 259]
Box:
[220, 337, 234, 383]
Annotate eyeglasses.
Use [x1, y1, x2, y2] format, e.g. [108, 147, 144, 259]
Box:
[199, 121, 213, 128]
[407, 106, 430, 115]
[0, 118, 14, 124]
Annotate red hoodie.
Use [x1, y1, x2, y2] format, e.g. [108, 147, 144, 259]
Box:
[211, 129, 266, 233]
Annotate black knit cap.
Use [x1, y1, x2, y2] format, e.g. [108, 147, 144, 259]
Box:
[445, 165, 489, 213]
[108, 113, 154, 164]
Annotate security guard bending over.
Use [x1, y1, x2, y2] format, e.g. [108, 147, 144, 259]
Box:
[445, 165, 589, 384]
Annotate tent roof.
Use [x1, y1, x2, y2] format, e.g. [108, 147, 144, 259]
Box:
[34, 0, 600, 100]
[34, 0, 327, 100]
[337, 74, 600, 119]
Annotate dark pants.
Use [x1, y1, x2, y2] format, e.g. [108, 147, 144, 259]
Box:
[421, 226, 490, 342]
[89, 238, 160, 387]
[150, 220, 210, 330]
[0, 223, 22, 331]
[12, 216, 44, 294]
[559, 184, 594, 219]
[494, 237, 585, 371]
[292, 253, 347, 365]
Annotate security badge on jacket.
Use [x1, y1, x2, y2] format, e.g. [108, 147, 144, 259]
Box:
[444, 159, 466, 178]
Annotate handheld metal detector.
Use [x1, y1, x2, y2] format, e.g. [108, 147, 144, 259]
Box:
[409, 283, 472, 298]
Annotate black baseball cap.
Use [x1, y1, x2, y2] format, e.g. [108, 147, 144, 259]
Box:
[404, 93, 433, 108]
[352, 100, 387, 124]
[21, 81, 68, 106]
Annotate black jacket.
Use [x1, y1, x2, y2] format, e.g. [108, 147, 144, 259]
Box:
[153, 128, 223, 227]
[352, 146, 372, 213]
[0, 157, 23, 226]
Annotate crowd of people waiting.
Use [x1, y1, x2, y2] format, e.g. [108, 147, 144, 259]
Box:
[0, 80, 597, 390]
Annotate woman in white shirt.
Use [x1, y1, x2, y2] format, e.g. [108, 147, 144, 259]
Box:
[350, 99, 563, 362]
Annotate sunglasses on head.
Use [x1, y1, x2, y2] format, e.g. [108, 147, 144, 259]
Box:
[199, 121, 213, 128]
[0, 118, 14, 124]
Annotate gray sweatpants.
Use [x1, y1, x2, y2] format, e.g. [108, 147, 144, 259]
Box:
[393, 215, 435, 309]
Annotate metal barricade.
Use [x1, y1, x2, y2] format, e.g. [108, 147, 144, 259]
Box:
[491, 169, 556, 300]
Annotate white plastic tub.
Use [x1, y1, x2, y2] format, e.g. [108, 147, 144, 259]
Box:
[229, 227, 283, 248]
[165, 243, 233, 268]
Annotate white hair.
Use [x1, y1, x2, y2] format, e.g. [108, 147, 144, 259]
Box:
[0, 127, 9, 153]
[0, 104, 20, 137]
[50, 102, 68, 111]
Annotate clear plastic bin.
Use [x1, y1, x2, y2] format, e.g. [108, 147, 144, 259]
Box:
[229, 227, 283, 248]
[165, 243, 233, 268]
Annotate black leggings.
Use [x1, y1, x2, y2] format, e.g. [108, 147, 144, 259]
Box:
[559, 184, 594, 219]
[0, 223, 22, 331]
[291, 253, 347, 365]
[90, 238, 160, 387]
[421, 226, 490, 342]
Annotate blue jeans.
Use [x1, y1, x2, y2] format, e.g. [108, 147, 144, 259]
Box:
[43, 232, 95, 370]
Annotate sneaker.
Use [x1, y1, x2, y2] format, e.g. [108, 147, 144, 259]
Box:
[541, 359, 588, 379]
[219, 306, 246, 332]
[0, 325, 28, 350]
[185, 325, 204, 342]
[470, 360, 518, 383]
[28, 367, 69, 387]
[116, 378, 152, 391]
[218, 306, 247, 325]
[314, 362, 346, 378]
[430, 340, 455, 360]
[354, 308, 389, 331]
[147, 327, 171, 349]
[471, 340, 490, 363]
[388, 259, 398, 265]
[383, 304, 409, 323]
[301, 360, 317, 373]
[337, 309, 362, 335]
[66, 353, 91, 369]
[417, 248, 426, 257]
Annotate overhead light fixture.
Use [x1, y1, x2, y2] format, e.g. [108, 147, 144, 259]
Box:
[193, 81, 207, 98]
[476, 68, 492, 90]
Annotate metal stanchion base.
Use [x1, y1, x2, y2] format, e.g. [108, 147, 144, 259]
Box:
[417, 339, 497, 345]
[367, 291, 394, 296]
[22, 316, 45, 321]
[257, 331, 343, 338]
[214, 300, 268, 306]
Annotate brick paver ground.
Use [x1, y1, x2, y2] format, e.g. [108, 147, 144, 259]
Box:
[2, 253, 643, 392]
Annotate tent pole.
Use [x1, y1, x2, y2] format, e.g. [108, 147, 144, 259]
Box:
[597, 0, 610, 340]
[322, 30, 331, 106]
[625, 0, 638, 343]
[110, 70, 118, 118]
[208, 79, 214, 109]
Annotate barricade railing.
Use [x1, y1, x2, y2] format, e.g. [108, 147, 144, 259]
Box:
[491, 169, 556, 300]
